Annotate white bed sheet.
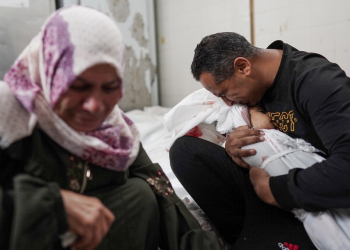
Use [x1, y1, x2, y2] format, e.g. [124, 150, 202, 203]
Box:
[126, 106, 190, 199]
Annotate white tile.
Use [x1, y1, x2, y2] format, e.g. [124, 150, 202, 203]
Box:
[311, 0, 336, 27]
[335, 21, 350, 51]
[237, 0, 250, 17]
[285, 2, 313, 31]
[254, 10, 280, 36]
[279, 28, 314, 52]
[255, 34, 274, 48]
[232, 15, 251, 38]
[254, 0, 290, 14]
[334, 0, 350, 23]
[310, 24, 336, 52]
[160, 94, 182, 108]
[183, 80, 203, 94]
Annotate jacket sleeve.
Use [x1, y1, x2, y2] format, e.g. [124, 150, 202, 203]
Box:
[271, 63, 350, 211]
[0, 137, 69, 250]
[0, 174, 68, 250]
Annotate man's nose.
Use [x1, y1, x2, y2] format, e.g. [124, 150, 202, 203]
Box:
[82, 94, 104, 114]
[221, 96, 233, 106]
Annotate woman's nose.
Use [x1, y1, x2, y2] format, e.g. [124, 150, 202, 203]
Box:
[82, 94, 105, 114]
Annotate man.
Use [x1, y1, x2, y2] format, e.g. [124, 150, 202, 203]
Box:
[170, 32, 350, 249]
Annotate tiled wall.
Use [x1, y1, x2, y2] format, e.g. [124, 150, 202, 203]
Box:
[156, 0, 350, 107]
[254, 0, 350, 75]
[156, 0, 250, 107]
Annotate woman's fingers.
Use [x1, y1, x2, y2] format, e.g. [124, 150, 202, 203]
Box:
[60, 190, 115, 250]
[70, 208, 106, 250]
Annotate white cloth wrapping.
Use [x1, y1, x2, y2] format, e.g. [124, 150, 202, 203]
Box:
[244, 135, 350, 250]
[164, 88, 249, 150]
[164, 88, 350, 250]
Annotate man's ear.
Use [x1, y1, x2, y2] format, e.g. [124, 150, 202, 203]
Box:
[233, 57, 251, 75]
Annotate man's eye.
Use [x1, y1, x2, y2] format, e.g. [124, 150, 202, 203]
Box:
[258, 109, 267, 114]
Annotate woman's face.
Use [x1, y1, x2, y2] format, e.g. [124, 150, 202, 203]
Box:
[249, 106, 276, 129]
[54, 63, 122, 132]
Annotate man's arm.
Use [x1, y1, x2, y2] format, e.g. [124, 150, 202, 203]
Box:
[271, 63, 350, 211]
[249, 167, 280, 207]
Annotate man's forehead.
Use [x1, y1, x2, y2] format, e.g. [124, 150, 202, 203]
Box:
[200, 73, 226, 96]
[199, 72, 217, 89]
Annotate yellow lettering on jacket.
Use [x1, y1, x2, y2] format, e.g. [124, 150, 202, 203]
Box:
[270, 110, 297, 132]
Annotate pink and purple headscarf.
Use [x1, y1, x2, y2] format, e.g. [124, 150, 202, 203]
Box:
[0, 5, 139, 171]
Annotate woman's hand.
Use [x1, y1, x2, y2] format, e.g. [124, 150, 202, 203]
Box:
[225, 125, 265, 169]
[60, 190, 115, 250]
[249, 167, 280, 207]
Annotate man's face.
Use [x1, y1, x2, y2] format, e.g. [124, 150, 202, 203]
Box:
[200, 72, 263, 107]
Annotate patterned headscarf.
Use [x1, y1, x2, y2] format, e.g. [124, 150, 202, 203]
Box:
[0, 5, 140, 171]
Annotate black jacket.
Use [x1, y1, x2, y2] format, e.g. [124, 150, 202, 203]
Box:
[262, 41, 350, 211]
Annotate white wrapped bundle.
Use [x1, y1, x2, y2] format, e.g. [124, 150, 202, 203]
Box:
[242, 130, 350, 250]
[242, 129, 324, 175]
[164, 88, 249, 150]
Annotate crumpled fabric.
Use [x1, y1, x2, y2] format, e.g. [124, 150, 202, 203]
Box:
[164, 88, 249, 150]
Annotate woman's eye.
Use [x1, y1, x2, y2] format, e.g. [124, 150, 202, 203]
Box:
[70, 84, 90, 92]
[103, 81, 120, 92]
[258, 109, 267, 114]
[103, 85, 120, 92]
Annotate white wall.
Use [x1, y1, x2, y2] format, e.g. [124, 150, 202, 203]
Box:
[156, 0, 350, 107]
[254, 0, 350, 75]
[156, 0, 251, 107]
[0, 0, 55, 78]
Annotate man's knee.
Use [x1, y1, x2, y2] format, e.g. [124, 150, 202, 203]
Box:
[169, 136, 194, 172]
[170, 136, 189, 154]
[170, 136, 201, 158]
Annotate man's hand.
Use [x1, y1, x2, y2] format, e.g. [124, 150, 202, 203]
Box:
[225, 125, 265, 169]
[249, 167, 280, 207]
[60, 190, 115, 250]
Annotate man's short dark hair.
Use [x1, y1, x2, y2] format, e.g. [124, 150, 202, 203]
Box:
[191, 32, 260, 84]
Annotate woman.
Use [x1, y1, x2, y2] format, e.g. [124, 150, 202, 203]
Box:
[0, 5, 220, 250]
